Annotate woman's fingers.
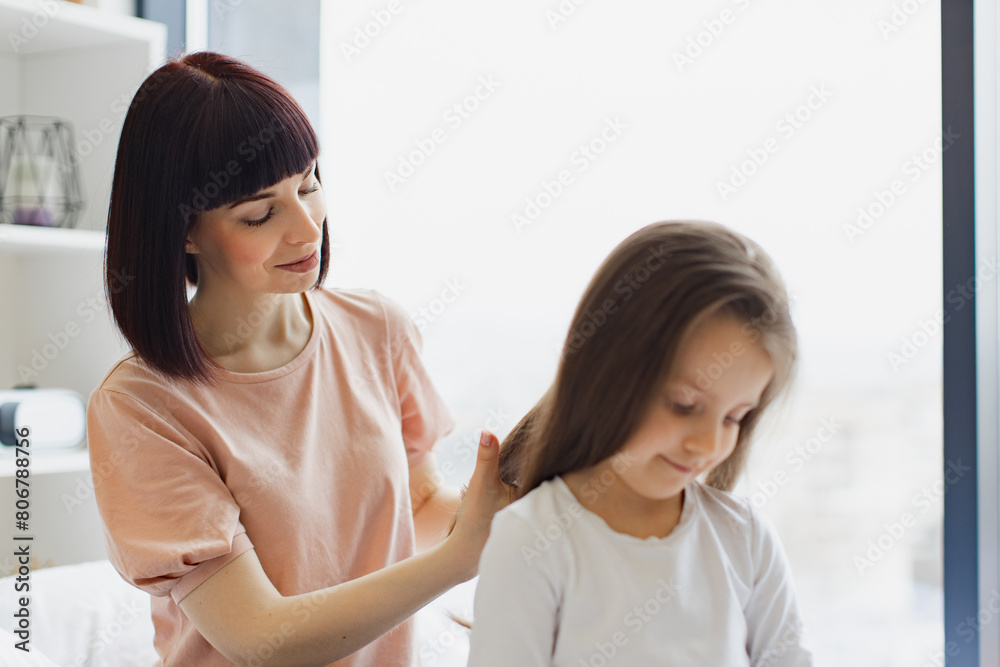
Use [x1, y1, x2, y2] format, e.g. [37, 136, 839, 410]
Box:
[475, 430, 519, 504]
[471, 430, 501, 490]
[444, 430, 518, 579]
[463, 429, 507, 517]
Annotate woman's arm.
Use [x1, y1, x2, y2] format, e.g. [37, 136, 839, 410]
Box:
[410, 455, 463, 552]
[180, 431, 506, 666]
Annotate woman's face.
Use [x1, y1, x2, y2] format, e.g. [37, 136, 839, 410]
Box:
[185, 161, 325, 297]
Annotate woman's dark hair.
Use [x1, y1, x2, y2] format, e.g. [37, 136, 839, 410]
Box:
[105, 51, 329, 385]
[498, 220, 798, 495]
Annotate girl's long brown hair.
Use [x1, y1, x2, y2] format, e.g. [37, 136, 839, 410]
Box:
[498, 220, 797, 496]
[448, 220, 797, 631]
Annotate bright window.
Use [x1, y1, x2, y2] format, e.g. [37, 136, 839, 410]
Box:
[320, 2, 943, 663]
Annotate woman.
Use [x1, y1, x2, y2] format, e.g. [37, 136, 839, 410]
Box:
[87, 51, 510, 665]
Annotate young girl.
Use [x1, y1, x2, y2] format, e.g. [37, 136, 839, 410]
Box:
[468, 220, 812, 666]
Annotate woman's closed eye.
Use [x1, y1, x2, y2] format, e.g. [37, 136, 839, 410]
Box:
[243, 209, 274, 227]
[242, 183, 321, 227]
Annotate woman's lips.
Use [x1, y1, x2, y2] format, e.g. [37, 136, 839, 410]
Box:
[276, 250, 319, 273]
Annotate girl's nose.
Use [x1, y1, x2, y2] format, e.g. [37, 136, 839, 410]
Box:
[682, 422, 722, 462]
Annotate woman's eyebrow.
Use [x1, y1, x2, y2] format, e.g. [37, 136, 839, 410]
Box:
[226, 163, 316, 209]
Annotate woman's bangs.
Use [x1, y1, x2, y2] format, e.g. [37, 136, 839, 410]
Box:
[180, 86, 319, 217]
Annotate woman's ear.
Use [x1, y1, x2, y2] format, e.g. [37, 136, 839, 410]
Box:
[184, 211, 205, 254]
[185, 223, 200, 254]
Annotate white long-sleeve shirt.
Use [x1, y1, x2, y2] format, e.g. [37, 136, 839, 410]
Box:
[467, 476, 813, 666]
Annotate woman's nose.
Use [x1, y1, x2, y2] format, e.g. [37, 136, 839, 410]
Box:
[286, 195, 323, 245]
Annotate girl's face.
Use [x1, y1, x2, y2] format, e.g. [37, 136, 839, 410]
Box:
[614, 313, 774, 504]
[185, 161, 325, 297]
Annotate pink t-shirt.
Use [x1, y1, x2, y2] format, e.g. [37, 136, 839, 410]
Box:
[86, 288, 455, 666]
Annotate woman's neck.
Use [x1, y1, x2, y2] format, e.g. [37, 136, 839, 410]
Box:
[187, 289, 313, 373]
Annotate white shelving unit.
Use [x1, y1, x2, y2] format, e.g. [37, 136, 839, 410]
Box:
[0, 223, 106, 255]
[0, 0, 166, 574]
[0, 0, 166, 398]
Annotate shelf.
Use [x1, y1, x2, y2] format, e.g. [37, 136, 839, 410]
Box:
[0, 223, 105, 255]
[0, 0, 163, 55]
[0, 444, 89, 477]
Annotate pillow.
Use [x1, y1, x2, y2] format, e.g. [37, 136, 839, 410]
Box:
[0, 628, 59, 666]
[0, 559, 476, 666]
[0, 560, 157, 667]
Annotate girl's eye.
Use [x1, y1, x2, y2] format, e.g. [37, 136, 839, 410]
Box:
[725, 413, 750, 427]
[300, 183, 320, 196]
[244, 209, 274, 227]
[670, 402, 695, 415]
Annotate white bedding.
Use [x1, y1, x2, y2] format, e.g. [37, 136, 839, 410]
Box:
[0, 560, 475, 666]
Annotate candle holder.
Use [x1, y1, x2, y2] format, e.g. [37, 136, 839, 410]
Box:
[0, 115, 84, 228]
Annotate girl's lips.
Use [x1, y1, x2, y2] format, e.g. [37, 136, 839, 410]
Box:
[276, 250, 319, 272]
[662, 456, 694, 474]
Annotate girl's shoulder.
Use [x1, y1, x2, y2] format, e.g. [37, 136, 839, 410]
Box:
[687, 481, 759, 540]
[489, 477, 593, 549]
[485, 477, 585, 571]
[689, 481, 790, 563]
[498, 478, 761, 538]
[498, 476, 573, 526]
[690, 481, 754, 519]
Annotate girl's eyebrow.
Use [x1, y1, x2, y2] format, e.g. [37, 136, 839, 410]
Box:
[670, 376, 704, 393]
[226, 162, 316, 209]
[669, 378, 759, 410]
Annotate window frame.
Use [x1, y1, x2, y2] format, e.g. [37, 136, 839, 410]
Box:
[943, 1, 999, 665]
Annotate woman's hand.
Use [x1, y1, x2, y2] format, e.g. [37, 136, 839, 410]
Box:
[441, 430, 517, 581]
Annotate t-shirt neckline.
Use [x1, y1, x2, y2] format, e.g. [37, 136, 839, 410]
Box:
[552, 474, 697, 547]
[210, 289, 322, 384]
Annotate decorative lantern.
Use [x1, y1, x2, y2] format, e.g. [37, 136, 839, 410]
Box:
[0, 115, 84, 228]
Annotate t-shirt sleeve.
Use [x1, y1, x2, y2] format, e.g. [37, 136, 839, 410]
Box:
[467, 508, 561, 666]
[744, 505, 814, 667]
[86, 387, 254, 604]
[377, 292, 456, 468]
